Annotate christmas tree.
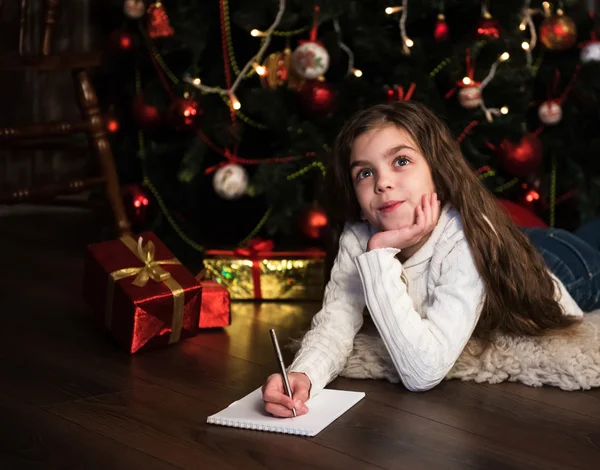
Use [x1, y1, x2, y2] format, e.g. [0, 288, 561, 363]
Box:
[98, 0, 600, 265]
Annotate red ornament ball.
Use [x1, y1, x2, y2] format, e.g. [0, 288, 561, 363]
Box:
[497, 133, 543, 177]
[298, 80, 336, 117]
[167, 98, 201, 129]
[540, 14, 577, 51]
[132, 96, 161, 128]
[298, 206, 328, 240]
[475, 16, 503, 40]
[434, 14, 450, 42]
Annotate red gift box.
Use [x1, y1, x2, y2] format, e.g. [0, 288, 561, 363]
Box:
[197, 280, 231, 328]
[83, 232, 202, 354]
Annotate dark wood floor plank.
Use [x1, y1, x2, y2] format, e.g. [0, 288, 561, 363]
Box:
[314, 398, 564, 470]
[327, 378, 600, 470]
[480, 381, 600, 419]
[45, 383, 381, 470]
[0, 344, 135, 406]
[0, 392, 179, 470]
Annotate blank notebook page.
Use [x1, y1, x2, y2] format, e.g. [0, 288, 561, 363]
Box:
[206, 387, 365, 437]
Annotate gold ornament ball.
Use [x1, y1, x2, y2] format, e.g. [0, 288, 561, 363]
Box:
[539, 14, 577, 51]
[260, 48, 305, 91]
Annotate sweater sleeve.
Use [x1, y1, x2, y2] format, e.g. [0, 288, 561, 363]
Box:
[289, 227, 366, 396]
[354, 240, 484, 392]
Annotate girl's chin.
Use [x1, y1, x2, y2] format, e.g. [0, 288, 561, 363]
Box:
[380, 217, 415, 231]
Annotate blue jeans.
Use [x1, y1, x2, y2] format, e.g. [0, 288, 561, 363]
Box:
[522, 219, 600, 312]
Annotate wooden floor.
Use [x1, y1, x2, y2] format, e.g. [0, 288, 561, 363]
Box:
[2, 209, 600, 470]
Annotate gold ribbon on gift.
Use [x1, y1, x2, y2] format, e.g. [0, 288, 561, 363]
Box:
[104, 235, 185, 344]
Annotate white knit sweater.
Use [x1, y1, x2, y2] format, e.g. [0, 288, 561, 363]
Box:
[289, 205, 583, 394]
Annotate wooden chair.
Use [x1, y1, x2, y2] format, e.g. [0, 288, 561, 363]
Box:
[0, 0, 131, 236]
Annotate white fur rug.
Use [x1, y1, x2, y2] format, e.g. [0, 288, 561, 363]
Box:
[289, 310, 600, 391]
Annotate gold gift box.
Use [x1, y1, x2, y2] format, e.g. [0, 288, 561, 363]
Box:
[203, 249, 326, 300]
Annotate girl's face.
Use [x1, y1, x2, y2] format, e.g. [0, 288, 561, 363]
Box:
[349, 124, 436, 232]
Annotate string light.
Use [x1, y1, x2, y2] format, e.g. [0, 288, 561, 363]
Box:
[477, 52, 510, 122]
[229, 93, 241, 110]
[385, 6, 403, 15]
[520, 1, 545, 67]
[399, 0, 411, 55]
[333, 18, 358, 76]
[185, 0, 286, 110]
[462, 76, 472, 85]
[500, 106, 509, 114]
[253, 63, 267, 76]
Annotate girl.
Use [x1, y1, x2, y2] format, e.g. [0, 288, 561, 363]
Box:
[262, 101, 600, 418]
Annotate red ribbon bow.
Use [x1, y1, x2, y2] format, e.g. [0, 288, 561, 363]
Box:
[445, 49, 482, 99]
[234, 238, 275, 299]
[234, 238, 275, 258]
[299, 5, 323, 46]
[387, 83, 416, 102]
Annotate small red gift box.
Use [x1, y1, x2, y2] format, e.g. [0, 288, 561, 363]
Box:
[83, 232, 202, 354]
[197, 280, 231, 328]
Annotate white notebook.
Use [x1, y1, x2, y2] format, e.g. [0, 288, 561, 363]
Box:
[206, 387, 365, 437]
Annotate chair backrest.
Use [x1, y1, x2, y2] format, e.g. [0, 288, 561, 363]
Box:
[15, 0, 60, 56]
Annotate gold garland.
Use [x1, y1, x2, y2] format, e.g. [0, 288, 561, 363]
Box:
[429, 58, 451, 78]
[238, 207, 273, 246]
[494, 177, 519, 193]
[286, 161, 327, 180]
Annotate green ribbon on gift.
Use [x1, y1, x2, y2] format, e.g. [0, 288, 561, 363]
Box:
[104, 235, 185, 344]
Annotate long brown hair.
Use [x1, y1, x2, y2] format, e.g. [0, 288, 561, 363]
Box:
[323, 101, 579, 340]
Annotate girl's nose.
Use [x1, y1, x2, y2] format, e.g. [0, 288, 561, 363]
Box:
[376, 177, 393, 193]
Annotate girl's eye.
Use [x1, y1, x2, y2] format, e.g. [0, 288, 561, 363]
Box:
[394, 157, 410, 167]
[357, 168, 372, 180]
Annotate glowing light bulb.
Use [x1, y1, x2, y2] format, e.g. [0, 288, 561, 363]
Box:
[385, 6, 403, 15]
[462, 76, 472, 85]
[405, 38, 414, 48]
[500, 106, 509, 114]
[253, 63, 266, 76]
[499, 52, 510, 62]
[192, 78, 201, 86]
[522, 42, 530, 50]
[250, 29, 263, 37]
[353, 68, 363, 77]
[230, 94, 241, 110]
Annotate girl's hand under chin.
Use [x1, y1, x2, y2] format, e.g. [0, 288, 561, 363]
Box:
[367, 193, 441, 252]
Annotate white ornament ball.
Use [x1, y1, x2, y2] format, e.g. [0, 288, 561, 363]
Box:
[124, 0, 146, 20]
[292, 42, 330, 80]
[213, 164, 249, 200]
[458, 85, 482, 109]
[581, 41, 600, 63]
[538, 100, 563, 125]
